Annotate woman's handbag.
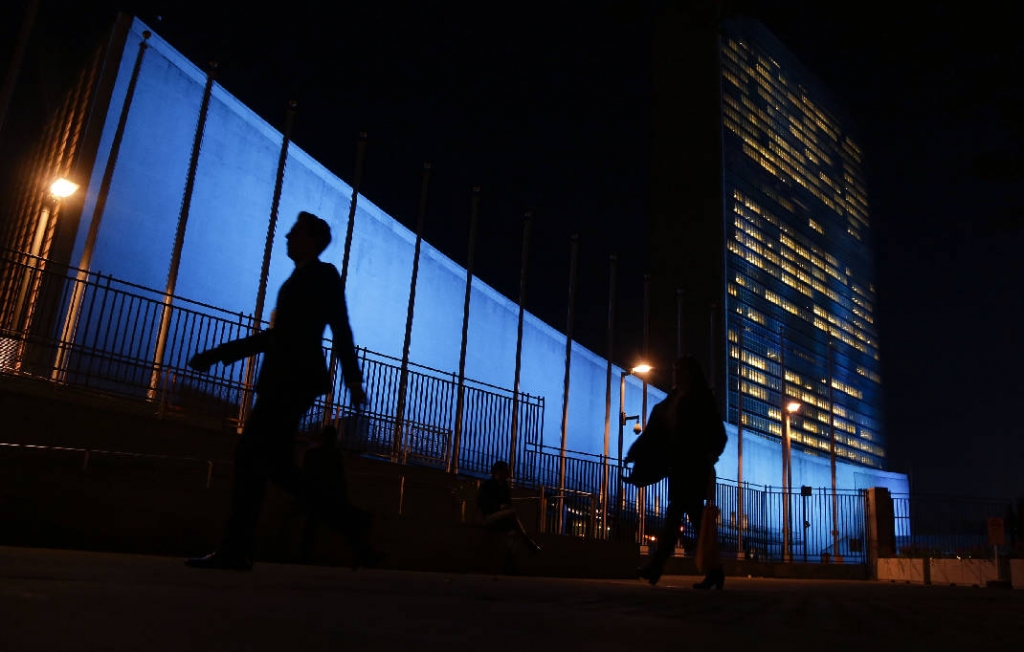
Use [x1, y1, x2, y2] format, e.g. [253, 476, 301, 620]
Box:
[694, 503, 720, 574]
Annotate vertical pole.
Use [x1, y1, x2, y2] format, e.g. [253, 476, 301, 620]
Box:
[737, 327, 745, 559]
[251, 101, 297, 337]
[617, 371, 627, 537]
[450, 186, 480, 474]
[802, 491, 808, 563]
[339, 132, 368, 292]
[829, 340, 841, 561]
[239, 100, 296, 426]
[538, 485, 546, 534]
[323, 131, 368, 425]
[393, 162, 431, 462]
[557, 233, 579, 534]
[509, 211, 532, 481]
[149, 62, 217, 399]
[54, 31, 151, 382]
[780, 327, 791, 561]
[639, 272, 651, 543]
[601, 254, 617, 539]
[13, 203, 52, 336]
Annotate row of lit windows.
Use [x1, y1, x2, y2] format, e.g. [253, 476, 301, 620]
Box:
[842, 171, 868, 204]
[731, 341, 872, 407]
[787, 121, 834, 169]
[811, 304, 875, 349]
[842, 139, 864, 166]
[732, 277, 875, 361]
[727, 57, 850, 200]
[723, 42, 872, 237]
[744, 382, 882, 447]
[726, 44, 862, 204]
[727, 40, 844, 145]
[736, 389, 885, 458]
[727, 327, 882, 429]
[727, 114, 844, 214]
[856, 367, 882, 384]
[731, 205, 879, 346]
[731, 267, 874, 356]
[738, 412, 883, 467]
[726, 93, 837, 201]
[733, 189, 864, 301]
[734, 210, 850, 309]
[729, 348, 882, 440]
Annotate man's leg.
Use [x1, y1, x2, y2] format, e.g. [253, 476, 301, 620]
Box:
[649, 498, 684, 567]
[484, 509, 539, 552]
[267, 420, 381, 566]
[223, 396, 308, 556]
[640, 476, 685, 583]
[187, 397, 298, 570]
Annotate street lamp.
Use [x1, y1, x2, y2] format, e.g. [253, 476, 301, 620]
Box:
[49, 177, 80, 198]
[782, 400, 800, 561]
[12, 177, 79, 338]
[617, 363, 652, 534]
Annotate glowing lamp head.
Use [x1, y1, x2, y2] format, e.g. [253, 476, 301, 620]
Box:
[50, 178, 79, 199]
[631, 364, 652, 375]
[785, 401, 801, 414]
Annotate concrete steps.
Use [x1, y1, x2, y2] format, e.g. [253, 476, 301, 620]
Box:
[0, 374, 639, 577]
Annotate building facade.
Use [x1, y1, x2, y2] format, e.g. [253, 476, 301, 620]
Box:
[651, 9, 886, 472]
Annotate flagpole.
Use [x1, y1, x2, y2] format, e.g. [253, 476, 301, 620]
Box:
[557, 233, 579, 534]
[508, 210, 532, 481]
[393, 162, 431, 462]
[149, 61, 217, 400]
[450, 186, 480, 474]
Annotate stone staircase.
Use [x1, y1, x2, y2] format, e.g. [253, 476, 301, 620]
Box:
[0, 373, 640, 577]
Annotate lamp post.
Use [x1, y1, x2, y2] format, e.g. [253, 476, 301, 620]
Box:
[12, 178, 79, 339]
[617, 363, 651, 537]
[782, 400, 800, 561]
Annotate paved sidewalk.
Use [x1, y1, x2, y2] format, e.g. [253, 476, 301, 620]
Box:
[2, 546, 1020, 651]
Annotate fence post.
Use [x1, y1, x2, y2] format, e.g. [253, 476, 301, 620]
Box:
[398, 475, 406, 516]
[589, 493, 597, 539]
[865, 487, 896, 579]
[539, 486, 546, 534]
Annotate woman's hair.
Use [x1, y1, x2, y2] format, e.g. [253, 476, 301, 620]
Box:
[673, 355, 709, 391]
[490, 460, 509, 476]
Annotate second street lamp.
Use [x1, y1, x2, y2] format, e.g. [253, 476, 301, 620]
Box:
[782, 400, 800, 561]
[617, 363, 651, 536]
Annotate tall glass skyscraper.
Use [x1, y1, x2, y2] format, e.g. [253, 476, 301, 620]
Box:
[649, 8, 885, 469]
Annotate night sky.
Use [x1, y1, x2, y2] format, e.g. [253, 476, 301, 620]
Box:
[2, 0, 1021, 500]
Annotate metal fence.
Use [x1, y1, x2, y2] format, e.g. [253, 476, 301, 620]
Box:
[0, 249, 544, 483]
[521, 445, 869, 563]
[891, 493, 1016, 559]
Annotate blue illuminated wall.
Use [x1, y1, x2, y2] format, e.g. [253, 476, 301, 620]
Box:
[67, 17, 906, 494]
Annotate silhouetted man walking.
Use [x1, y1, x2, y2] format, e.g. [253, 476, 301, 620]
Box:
[186, 211, 379, 570]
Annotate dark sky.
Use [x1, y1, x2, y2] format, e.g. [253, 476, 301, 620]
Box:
[2, 0, 1022, 500]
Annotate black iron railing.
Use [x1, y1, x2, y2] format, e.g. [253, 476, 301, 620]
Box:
[0, 249, 544, 483]
[891, 493, 1016, 559]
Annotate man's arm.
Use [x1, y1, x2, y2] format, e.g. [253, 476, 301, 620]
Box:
[326, 267, 365, 406]
[188, 330, 272, 372]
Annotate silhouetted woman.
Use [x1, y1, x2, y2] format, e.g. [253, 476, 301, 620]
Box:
[636, 355, 726, 589]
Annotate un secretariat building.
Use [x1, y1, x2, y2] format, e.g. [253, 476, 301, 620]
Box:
[649, 9, 885, 472]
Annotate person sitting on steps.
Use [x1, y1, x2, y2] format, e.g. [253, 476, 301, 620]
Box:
[477, 460, 541, 574]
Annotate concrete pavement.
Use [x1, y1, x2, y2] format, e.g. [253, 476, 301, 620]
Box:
[2, 546, 1021, 651]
